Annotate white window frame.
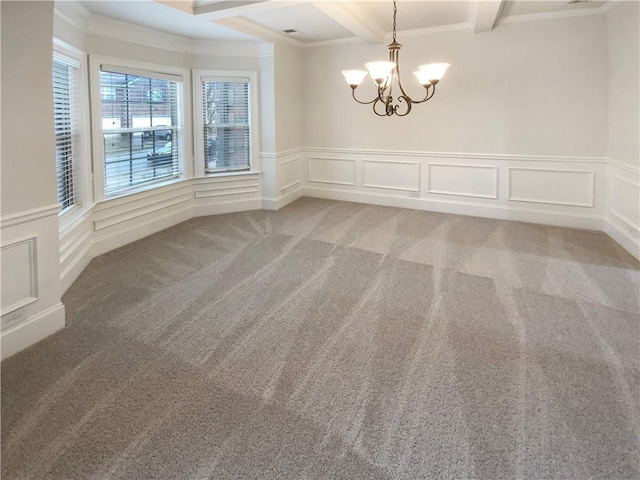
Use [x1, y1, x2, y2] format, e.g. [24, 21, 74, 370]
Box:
[54, 39, 92, 229]
[193, 70, 260, 178]
[89, 55, 192, 201]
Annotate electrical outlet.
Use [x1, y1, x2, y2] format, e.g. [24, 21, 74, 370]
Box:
[1, 310, 26, 331]
[408, 192, 420, 198]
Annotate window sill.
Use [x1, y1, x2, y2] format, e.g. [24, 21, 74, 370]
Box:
[59, 203, 95, 235]
[200, 170, 261, 179]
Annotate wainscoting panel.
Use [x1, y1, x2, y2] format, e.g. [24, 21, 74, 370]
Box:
[302, 147, 606, 231]
[428, 164, 498, 199]
[279, 156, 300, 192]
[193, 173, 262, 217]
[1, 206, 65, 360]
[94, 190, 192, 231]
[1, 237, 38, 316]
[509, 168, 594, 207]
[308, 157, 356, 186]
[262, 150, 304, 210]
[60, 207, 95, 294]
[610, 175, 640, 230]
[605, 162, 640, 260]
[362, 160, 420, 192]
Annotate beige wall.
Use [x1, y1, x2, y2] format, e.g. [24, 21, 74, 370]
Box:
[1, 1, 57, 216]
[607, 1, 639, 169]
[274, 42, 303, 153]
[302, 15, 608, 158]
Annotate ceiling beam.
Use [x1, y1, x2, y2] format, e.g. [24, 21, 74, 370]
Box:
[156, 0, 295, 20]
[311, 2, 385, 44]
[469, 0, 504, 33]
[214, 17, 303, 45]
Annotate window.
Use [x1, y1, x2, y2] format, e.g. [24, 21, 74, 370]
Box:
[99, 65, 183, 196]
[53, 54, 80, 212]
[199, 76, 252, 174]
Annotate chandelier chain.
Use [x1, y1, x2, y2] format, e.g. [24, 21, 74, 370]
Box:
[392, 0, 397, 42]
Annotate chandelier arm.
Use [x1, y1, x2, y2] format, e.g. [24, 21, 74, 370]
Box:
[345, 0, 446, 116]
[406, 85, 434, 105]
[394, 96, 413, 117]
[373, 98, 390, 116]
[351, 87, 378, 105]
[392, 48, 412, 101]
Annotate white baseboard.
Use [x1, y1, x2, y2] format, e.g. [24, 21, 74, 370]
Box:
[1, 303, 65, 361]
[604, 216, 640, 260]
[262, 187, 303, 210]
[304, 187, 604, 231]
[60, 243, 93, 294]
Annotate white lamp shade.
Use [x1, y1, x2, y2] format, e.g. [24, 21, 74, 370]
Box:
[365, 61, 396, 82]
[417, 63, 450, 81]
[413, 70, 432, 86]
[342, 70, 368, 87]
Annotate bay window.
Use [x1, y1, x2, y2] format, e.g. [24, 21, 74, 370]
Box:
[96, 63, 185, 197]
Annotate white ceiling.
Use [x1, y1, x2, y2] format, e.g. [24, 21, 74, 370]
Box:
[77, 0, 613, 45]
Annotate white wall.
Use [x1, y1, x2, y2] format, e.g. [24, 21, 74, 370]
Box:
[274, 42, 304, 153]
[300, 15, 611, 237]
[607, 1, 639, 170]
[303, 15, 608, 157]
[1, 1, 65, 360]
[605, 1, 640, 259]
[1, 1, 58, 216]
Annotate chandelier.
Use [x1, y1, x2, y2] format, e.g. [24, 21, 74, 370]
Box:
[342, 0, 450, 117]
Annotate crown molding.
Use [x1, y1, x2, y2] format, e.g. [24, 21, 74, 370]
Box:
[53, 1, 91, 32]
[55, 6, 263, 57]
[599, 0, 624, 14]
[496, 4, 609, 27]
[302, 23, 472, 49]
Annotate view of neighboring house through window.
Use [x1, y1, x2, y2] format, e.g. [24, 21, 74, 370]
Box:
[53, 54, 79, 211]
[99, 66, 182, 196]
[201, 78, 251, 173]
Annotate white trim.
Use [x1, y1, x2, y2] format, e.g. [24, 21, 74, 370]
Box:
[303, 147, 607, 165]
[193, 198, 262, 217]
[94, 193, 192, 231]
[387, 22, 472, 40]
[303, 186, 603, 230]
[213, 17, 302, 47]
[1, 205, 61, 229]
[0, 237, 39, 316]
[194, 172, 261, 183]
[195, 187, 260, 198]
[89, 55, 192, 203]
[610, 175, 640, 230]
[54, 39, 93, 226]
[262, 186, 304, 211]
[1, 303, 66, 361]
[192, 69, 260, 179]
[608, 158, 640, 175]
[496, 5, 609, 27]
[604, 218, 640, 261]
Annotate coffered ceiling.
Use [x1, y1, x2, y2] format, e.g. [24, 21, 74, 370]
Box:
[78, 0, 612, 45]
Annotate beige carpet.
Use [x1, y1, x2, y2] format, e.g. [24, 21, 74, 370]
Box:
[2, 198, 639, 479]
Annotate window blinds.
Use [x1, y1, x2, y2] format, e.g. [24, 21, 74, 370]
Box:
[53, 57, 78, 211]
[201, 78, 250, 174]
[99, 67, 182, 195]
